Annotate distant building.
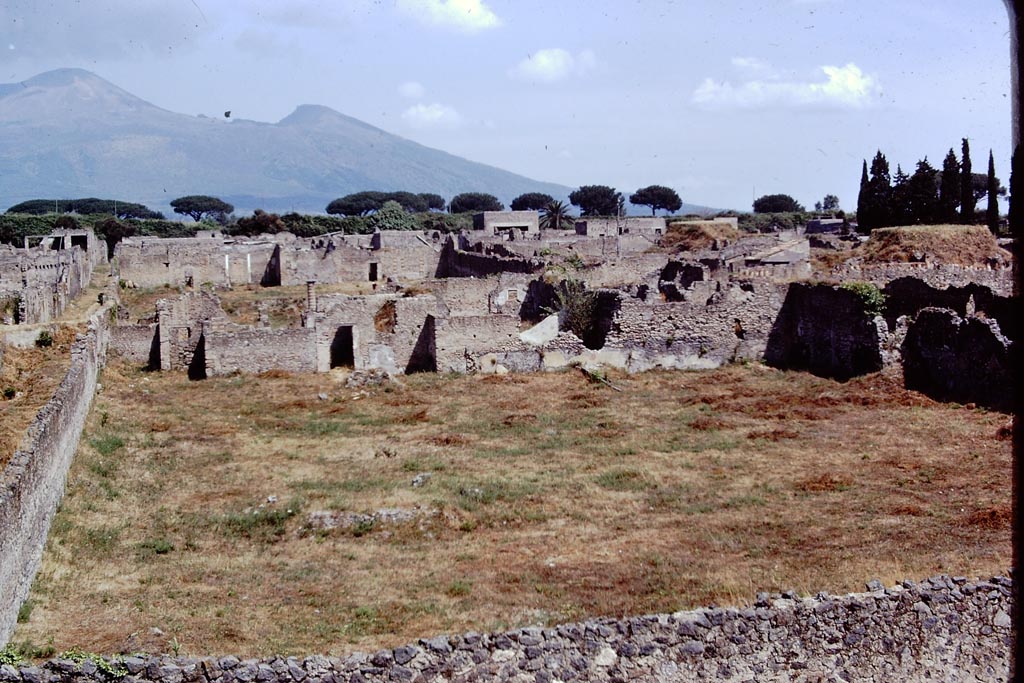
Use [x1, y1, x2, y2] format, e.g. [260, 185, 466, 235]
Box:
[473, 211, 539, 238]
[575, 217, 666, 237]
[805, 218, 845, 235]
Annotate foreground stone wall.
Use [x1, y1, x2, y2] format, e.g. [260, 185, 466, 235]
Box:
[1, 575, 1009, 682]
[831, 262, 1013, 297]
[0, 309, 109, 643]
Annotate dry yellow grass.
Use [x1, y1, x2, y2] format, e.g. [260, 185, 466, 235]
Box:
[662, 221, 740, 252]
[11, 361, 1010, 658]
[858, 225, 1011, 266]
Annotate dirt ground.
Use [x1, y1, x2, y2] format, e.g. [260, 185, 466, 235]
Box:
[10, 360, 1010, 659]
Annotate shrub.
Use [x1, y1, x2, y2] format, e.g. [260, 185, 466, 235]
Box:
[840, 281, 886, 317]
[35, 330, 53, 348]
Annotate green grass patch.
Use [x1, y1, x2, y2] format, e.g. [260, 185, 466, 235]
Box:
[88, 433, 125, 457]
[595, 468, 652, 492]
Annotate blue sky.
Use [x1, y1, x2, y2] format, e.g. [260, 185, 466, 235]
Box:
[0, 0, 1013, 212]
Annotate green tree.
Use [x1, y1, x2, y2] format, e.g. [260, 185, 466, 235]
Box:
[752, 194, 804, 213]
[539, 200, 575, 230]
[629, 185, 682, 215]
[890, 165, 912, 226]
[96, 217, 135, 259]
[859, 151, 892, 230]
[510, 192, 555, 211]
[987, 150, 1000, 234]
[385, 191, 429, 212]
[856, 160, 869, 226]
[448, 192, 504, 213]
[822, 194, 840, 212]
[229, 209, 286, 236]
[569, 185, 621, 216]
[906, 158, 940, 224]
[938, 148, 961, 222]
[960, 138, 976, 223]
[367, 200, 417, 231]
[326, 191, 387, 216]
[418, 193, 446, 211]
[170, 195, 234, 223]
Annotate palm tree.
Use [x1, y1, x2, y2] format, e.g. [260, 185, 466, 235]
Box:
[540, 200, 575, 230]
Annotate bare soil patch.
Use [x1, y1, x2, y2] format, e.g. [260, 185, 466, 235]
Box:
[12, 361, 1011, 658]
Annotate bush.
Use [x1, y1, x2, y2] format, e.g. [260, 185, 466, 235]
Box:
[840, 281, 886, 317]
[35, 330, 53, 348]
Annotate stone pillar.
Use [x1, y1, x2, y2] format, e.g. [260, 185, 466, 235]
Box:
[306, 280, 318, 313]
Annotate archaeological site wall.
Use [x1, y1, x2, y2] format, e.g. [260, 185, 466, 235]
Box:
[902, 308, 1014, 411]
[830, 262, 1013, 297]
[204, 324, 317, 376]
[1, 575, 1009, 682]
[116, 236, 279, 289]
[109, 324, 159, 368]
[882, 277, 1018, 342]
[763, 283, 885, 381]
[0, 308, 109, 643]
[0, 242, 97, 325]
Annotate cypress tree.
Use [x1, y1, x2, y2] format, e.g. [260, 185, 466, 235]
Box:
[906, 158, 940, 224]
[856, 160, 869, 228]
[987, 150, 1000, 234]
[960, 138, 975, 223]
[865, 151, 892, 229]
[939, 148, 961, 223]
[891, 165, 911, 226]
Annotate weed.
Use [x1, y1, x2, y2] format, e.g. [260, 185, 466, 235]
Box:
[0, 645, 21, 666]
[446, 580, 473, 597]
[2, 387, 15, 400]
[595, 469, 652, 492]
[35, 330, 53, 348]
[16, 599, 33, 624]
[88, 433, 125, 458]
[215, 500, 303, 543]
[58, 648, 128, 678]
[840, 281, 886, 317]
[136, 538, 175, 558]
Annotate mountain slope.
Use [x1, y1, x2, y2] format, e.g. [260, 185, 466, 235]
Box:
[0, 69, 572, 214]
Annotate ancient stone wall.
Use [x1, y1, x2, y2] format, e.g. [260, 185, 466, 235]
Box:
[204, 324, 317, 376]
[0, 243, 95, 325]
[831, 262, 1013, 296]
[116, 237, 278, 289]
[2, 575, 1009, 682]
[437, 239, 541, 279]
[0, 308, 109, 643]
[902, 308, 1014, 411]
[763, 283, 884, 381]
[602, 281, 788, 371]
[436, 315, 522, 373]
[109, 324, 158, 368]
[882, 277, 1018, 342]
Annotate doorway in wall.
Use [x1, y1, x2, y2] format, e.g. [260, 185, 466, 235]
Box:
[330, 326, 355, 368]
[369, 263, 379, 281]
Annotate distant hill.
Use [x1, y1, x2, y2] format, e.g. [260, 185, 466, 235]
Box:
[0, 69, 718, 217]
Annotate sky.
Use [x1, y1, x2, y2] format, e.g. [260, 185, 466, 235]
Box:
[0, 0, 1014, 212]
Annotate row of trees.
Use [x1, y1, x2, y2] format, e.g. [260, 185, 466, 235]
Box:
[7, 197, 165, 220]
[325, 184, 685, 220]
[856, 139, 1004, 232]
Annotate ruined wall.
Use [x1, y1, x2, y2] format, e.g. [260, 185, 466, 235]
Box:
[0, 244, 95, 325]
[763, 283, 884, 381]
[601, 281, 788, 371]
[279, 242, 372, 286]
[3, 575, 1009, 682]
[437, 239, 542, 279]
[0, 310, 109, 644]
[902, 308, 1014, 411]
[882, 277, 1018, 342]
[109, 324, 158, 368]
[436, 315, 522, 373]
[831, 262, 1013, 296]
[116, 237, 278, 289]
[156, 292, 232, 375]
[204, 324, 317, 376]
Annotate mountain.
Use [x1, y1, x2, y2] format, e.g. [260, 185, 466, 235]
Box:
[0, 69, 574, 215]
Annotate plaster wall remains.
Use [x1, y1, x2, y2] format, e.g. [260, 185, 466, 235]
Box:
[1, 575, 1009, 682]
[116, 236, 278, 289]
[0, 308, 109, 643]
[576, 216, 666, 237]
[109, 324, 159, 368]
[902, 307, 1014, 411]
[435, 314, 522, 373]
[156, 292, 232, 375]
[437, 239, 541, 279]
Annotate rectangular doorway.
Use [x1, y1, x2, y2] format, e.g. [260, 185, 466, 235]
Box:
[368, 263, 379, 281]
[330, 326, 355, 368]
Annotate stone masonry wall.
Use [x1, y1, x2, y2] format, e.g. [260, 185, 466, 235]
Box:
[109, 324, 158, 368]
[902, 307, 1014, 411]
[1, 575, 1009, 682]
[204, 324, 317, 376]
[831, 262, 1013, 297]
[0, 308, 109, 644]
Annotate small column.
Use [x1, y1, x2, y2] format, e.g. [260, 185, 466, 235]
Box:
[306, 280, 318, 313]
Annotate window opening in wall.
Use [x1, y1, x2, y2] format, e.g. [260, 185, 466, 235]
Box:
[369, 263, 379, 281]
[70, 235, 88, 250]
[330, 325, 355, 368]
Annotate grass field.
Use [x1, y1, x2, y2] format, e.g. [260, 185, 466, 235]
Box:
[11, 361, 1011, 658]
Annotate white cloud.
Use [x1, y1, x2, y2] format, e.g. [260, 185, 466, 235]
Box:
[396, 0, 500, 32]
[402, 102, 463, 128]
[730, 57, 775, 77]
[398, 81, 426, 98]
[508, 48, 596, 83]
[692, 62, 878, 109]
